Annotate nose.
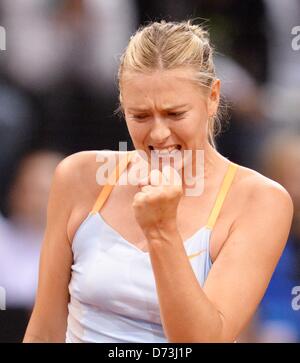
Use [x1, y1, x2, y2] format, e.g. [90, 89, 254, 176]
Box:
[149, 118, 171, 144]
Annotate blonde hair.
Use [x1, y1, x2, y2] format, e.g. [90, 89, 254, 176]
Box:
[118, 20, 221, 148]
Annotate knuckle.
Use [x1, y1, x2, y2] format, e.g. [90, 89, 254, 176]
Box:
[133, 193, 144, 205]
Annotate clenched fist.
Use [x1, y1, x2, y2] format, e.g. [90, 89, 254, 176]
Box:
[133, 165, 183, 236]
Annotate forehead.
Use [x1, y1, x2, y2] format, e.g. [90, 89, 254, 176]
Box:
[121, 68, 203, 109]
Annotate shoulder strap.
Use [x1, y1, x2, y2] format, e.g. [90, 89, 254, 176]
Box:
[91, 151, 136, 214]
[206, 162, 238, 229]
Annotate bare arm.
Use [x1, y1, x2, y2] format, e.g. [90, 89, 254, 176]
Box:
[146, 183, 294, 342]
[22, 150, 125, 342]
[23, 157, 75, 342]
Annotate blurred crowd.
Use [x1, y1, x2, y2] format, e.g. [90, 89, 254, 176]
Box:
[0, 0, 299, 342]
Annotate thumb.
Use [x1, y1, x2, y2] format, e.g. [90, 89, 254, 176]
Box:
[137, 175, 149, 187]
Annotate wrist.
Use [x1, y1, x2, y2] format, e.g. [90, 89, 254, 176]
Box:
[143, 219, 179, 242]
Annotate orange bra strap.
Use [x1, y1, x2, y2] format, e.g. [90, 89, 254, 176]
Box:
[206, 162, 238, 229]
[90, 151, 136, 214]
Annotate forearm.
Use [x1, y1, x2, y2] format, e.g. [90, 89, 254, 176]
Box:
[23, 330, 66, 343]
[146, 225, 225, 343]
[23, 334, 51, 343]
[23, 311, 67, 343]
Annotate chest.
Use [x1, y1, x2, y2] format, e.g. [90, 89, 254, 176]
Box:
[69, 213, 212, 324]
[99, 184, 233, 260]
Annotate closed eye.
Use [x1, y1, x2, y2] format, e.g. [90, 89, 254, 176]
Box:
[168, 111, 186, 118]
[130, 111, 186, 120]
[130, 114, 149, 121]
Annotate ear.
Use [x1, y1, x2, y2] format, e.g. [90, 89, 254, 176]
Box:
[207, 79, 221, 117]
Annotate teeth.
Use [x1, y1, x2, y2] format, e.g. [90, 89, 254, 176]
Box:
[151, 145, 180, 154]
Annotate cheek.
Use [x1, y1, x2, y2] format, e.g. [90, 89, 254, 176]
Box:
[126, 120, 149, 143]
[178, 114, 207, 140]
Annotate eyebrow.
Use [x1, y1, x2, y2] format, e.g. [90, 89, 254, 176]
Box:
[127, 104, 189, 112]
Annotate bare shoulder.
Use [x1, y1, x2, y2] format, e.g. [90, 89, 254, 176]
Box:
[232, 163, 294, 232]
[53, 149, 122, 196]
[236, 164, 293, 209]
[53, 150, 128, 243]
[54, 149, 120, 180]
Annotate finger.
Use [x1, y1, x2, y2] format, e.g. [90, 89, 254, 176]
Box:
[141, 185, 153, 193]
[137, 175, 150, 188]
[162, 164, 182, 186]
[149, 169, 164, 186]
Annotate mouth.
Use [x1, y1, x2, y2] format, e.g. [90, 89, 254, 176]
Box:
[148, 144, 182, 155]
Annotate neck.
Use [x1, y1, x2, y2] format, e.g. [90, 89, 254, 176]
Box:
[180, 141, 227, 196]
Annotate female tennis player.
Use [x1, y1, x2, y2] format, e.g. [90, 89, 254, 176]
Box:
[23, 20, 293, 343]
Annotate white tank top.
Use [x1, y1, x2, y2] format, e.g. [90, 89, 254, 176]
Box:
[66, 151, 238, 343]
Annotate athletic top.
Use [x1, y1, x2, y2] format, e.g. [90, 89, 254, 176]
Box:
[65, 151, 238, 342]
